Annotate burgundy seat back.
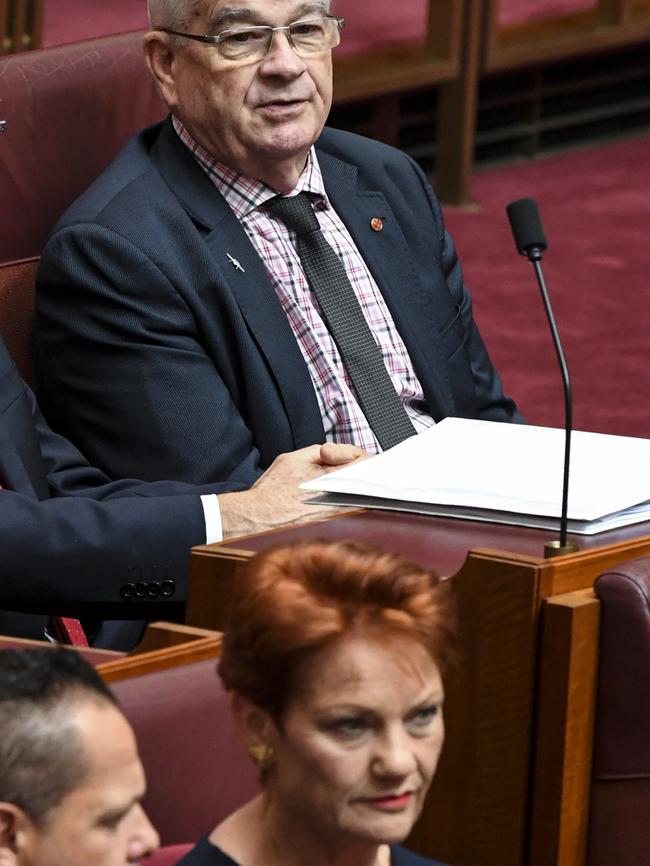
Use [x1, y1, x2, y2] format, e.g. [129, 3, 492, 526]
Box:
[144, 844, 193, 866]
[0, 31, 164, 381]
[0, 31, 164, 262]
[587, 557, 650, 866]
[112, 659, 260, 846]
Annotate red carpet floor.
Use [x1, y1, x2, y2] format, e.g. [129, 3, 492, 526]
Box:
[443, 135, 650, 438]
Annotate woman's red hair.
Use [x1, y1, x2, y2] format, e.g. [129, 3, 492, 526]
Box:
[218, 539, 455, 718]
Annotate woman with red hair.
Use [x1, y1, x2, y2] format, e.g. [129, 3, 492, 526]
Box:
[179, 539, 455, 866]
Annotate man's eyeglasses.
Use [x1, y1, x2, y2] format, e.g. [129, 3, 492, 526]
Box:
[158, 16, 345, 62]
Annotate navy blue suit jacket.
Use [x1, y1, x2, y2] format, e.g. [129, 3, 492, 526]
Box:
[0, 336, 236, 638]
[34, 119, 521, 485]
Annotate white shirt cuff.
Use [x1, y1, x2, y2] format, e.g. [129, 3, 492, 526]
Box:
[200, 494, 223, 544]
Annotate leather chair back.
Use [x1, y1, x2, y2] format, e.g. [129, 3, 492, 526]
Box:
[0, 31, 164, 381]
[587, 556, 650, 866]
[0, 30, 164, 261]
[144, 844, 193, 866]
[112, 658, 260, 846]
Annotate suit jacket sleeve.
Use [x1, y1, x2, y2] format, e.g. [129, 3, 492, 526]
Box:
[0, 360, 240, 618]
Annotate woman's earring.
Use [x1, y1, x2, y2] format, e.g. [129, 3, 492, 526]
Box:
[247, 743, 276, 769]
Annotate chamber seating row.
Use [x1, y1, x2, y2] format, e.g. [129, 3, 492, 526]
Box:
[2, 552, 648, 865]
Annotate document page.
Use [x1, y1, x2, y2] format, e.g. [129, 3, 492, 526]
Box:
[301, 418, 650, 533]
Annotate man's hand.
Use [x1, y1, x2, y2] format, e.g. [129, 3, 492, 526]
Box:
[219, 443, 367, 539]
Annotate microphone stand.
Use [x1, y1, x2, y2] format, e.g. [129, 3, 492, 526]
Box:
[526, 246, 578, 557]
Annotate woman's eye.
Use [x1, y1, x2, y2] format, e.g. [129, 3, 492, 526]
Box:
[408, 705, 440, 728]
[328, 717, 367, 738]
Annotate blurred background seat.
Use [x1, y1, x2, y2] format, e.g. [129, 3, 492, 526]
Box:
[587, 557, 650, 866]
[111, 657, 259, 846]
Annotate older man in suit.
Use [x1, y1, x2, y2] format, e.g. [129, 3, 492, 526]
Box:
[0, 334, 362, 642]
[34, 0, 521, 528]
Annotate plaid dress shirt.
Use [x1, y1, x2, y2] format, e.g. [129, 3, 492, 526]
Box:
[175, 119, 434, 453]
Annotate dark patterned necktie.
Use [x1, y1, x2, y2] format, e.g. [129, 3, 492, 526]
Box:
[267, 193, 415, 451]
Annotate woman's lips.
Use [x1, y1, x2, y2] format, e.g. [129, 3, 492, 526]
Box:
[362, 791, 414, 810]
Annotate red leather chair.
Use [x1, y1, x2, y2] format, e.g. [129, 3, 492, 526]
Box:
[587, 557, 650, 866]
[144, 844, 193, 866]
[0, 31, 164, 380]
[112, 658, 260, 846]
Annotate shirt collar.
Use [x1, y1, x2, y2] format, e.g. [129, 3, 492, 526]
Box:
[172, 117, 329, 219]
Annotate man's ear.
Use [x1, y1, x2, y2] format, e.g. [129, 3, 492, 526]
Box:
[0, 802, 33, 866]
[143, 32, 180, 109]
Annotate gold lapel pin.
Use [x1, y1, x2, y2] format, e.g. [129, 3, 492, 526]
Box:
[370, 217, 384, 232]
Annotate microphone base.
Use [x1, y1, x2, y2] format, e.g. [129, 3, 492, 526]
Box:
[544, 540, 580, 558]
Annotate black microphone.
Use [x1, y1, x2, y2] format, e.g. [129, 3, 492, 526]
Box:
[507, 198, 547, 260]
[506, 198, 578, 557]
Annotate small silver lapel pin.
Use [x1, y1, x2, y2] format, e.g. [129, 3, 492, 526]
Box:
[226, 253, 245, 273]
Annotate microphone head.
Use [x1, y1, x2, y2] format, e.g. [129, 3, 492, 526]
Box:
[506, 198, 548, 257]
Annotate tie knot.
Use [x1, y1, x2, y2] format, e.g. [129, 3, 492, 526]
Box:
[267, 192, 320, 238]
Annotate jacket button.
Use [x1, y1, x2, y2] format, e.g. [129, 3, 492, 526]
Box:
[120, 583, 136, 601]
[135, 582, 148, 599]
[161, 580, 176, 597]
[147, 581, 162, 599]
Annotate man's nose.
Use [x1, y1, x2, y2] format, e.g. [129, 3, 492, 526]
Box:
[127, 805, 160, 862]
[259, 30, 307, 76]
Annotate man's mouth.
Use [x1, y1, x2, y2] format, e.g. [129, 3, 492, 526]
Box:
[258, 96, 308, 109]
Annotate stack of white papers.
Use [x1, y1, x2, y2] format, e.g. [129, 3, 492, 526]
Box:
[301, 418, 650, 535]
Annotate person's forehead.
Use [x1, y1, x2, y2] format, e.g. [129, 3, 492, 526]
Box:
[199, 0, 329, 25]
[47, 701, 144, 820]
[294, 633, 443, 708]
[75, 702, 143, 785]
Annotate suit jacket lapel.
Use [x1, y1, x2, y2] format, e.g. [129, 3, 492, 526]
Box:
[150, 120, 325, 447]
[317, 149, 459, 419]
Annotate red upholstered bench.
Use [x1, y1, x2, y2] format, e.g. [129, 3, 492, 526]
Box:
[0, 31, 165, 382]
[498, 0, 596, 27]
[144, 844, 194, 866]
[112, 658, 259, 846]
[483, 0, 650, 70]
[332, 0, 429, 59]
[587, 558, 650, 866]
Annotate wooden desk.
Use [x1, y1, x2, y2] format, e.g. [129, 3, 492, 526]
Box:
[0, 621, 221, 681]
[187, 511, 650, 866]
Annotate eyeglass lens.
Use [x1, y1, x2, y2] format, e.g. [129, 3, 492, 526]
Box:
[219, 18, 341, 60]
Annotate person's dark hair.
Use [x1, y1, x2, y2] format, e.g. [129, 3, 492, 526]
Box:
[0, 647, 117, 825]
[218, 539, 455, 720]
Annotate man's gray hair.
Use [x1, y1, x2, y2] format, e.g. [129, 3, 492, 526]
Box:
[0, 648, 117, 826]
[147, 0, 334, 30]
[147, 0, 193, 30]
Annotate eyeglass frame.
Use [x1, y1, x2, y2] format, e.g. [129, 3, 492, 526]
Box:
[156, 15, 345, 60]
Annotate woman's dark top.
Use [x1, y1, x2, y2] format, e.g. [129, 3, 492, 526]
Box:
[175, 836, 449, 866]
